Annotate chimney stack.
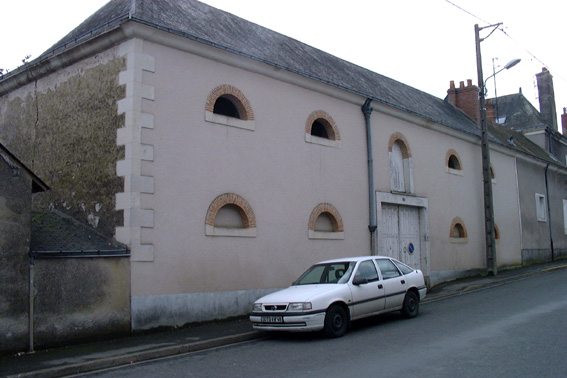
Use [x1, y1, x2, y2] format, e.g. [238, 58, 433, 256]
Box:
[447, 80, 480, 121]
[536, 68, 558, 131]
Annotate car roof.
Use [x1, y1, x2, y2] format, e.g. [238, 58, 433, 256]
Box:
[317, 256, 394, 264]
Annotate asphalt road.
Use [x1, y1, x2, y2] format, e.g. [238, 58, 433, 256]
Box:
[79, 268, 567, 378]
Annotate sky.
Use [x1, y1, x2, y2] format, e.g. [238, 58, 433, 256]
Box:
[1, 0, 565, 129]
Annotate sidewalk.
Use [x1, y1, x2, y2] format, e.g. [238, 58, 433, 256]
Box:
[2, 259, 566, 378]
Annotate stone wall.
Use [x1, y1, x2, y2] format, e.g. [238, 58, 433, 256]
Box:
[32, 257, 130, 349]
[0, 51, 130, 353]
[0, 55, 126, 236]
[0, 158, 33, 352]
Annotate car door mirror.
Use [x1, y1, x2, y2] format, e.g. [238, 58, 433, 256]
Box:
[352, 277, 368, 286]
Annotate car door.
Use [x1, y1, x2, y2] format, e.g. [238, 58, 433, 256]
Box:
[350, 260, 385, 318]
[375, 258, 407, 310]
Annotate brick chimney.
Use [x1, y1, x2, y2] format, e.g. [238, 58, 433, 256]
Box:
[536, 67, 558, 131]
[562, 107, 567, 135]
[447, 79, 480, 122]
[486, 99, 496, 124]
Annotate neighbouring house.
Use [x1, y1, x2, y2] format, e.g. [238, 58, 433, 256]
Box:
[0, 144, 130, 354]
[449, 75, 567, 266]
[27, 211, 130, 352]
[489, 68, 567, 165]
[0, 142, 48, 352]
[1, 0, 566, 351]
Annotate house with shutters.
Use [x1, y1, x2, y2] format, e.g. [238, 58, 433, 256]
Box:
[1, 0, 565, 347]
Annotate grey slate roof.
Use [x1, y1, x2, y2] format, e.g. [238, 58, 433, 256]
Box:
[487, 123, 556, 164]
[491, 93, 548, 131]
[26, 0, 565, 169]
[31, 211, 128, 256]
[42, 0, 480, 137]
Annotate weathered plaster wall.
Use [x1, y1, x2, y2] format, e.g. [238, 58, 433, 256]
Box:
[33, 257, 130, 348]
[0, 52, 126, 236]
[0, 160, 33, 352]
[0, 49, 130, 352]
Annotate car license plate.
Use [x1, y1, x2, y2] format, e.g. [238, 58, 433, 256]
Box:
[261, 316, 283, 323]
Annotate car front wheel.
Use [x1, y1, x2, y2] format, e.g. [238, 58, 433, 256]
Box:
[323, 304, 348, 338]
[401, 291, 419, 318]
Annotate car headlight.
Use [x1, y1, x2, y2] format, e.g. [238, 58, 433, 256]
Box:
[253, 303, 263, 312]
[288, 302, 312, 311]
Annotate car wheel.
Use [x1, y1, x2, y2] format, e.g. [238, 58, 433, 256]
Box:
[401, 291, 419, 318]
[323, 304, 348, 338]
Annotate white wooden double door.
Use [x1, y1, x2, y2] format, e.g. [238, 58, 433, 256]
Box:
[380, 204, 421, 269]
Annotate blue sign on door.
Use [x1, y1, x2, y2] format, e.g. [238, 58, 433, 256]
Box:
[408, 242, 415, 254]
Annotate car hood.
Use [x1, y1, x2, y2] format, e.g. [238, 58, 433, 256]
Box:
[257, 284, 343, 303]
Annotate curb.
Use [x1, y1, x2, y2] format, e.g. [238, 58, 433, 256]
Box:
[7, 263, 566, 378]
[423, 263, 567, 303]
[7, 332, 264, 378]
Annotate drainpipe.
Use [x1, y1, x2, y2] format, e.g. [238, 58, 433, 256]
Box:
[29, 254, 35, 353]
[544, 164, 555, 261]
[362, 99, 377, 255]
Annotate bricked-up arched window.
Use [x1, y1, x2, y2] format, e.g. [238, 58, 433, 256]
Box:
[308, 203, 344, 240]
[205, 85, 255, 131]
[388, 133, 414, 194]
[450, 217, 468, 243]
[205, 193, 256, 237]
[305, 110, 341, 148]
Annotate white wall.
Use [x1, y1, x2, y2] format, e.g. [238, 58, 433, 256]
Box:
[117, 27, 524, 327]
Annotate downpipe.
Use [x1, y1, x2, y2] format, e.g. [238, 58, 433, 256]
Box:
[29, 255, 35, 353]
[544, 163, 554, 261]
[362, 99, 377, 255]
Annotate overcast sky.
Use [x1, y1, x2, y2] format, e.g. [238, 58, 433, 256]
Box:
[1, 0, 565, 129]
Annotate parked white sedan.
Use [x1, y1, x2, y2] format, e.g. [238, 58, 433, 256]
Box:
[250, 256, 427, 337]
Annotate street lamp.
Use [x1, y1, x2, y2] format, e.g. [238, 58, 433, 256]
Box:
[485, 58, 522, 100]
[486, 58, 521, 123]
[484, 58, 522, 91]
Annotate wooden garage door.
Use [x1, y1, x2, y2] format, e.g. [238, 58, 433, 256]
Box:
[381, 204, 421, 269]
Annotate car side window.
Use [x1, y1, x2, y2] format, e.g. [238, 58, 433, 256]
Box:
[393, 261, 414, 275]
[376, 259, 402, 280]
[354, 260, 379, 282]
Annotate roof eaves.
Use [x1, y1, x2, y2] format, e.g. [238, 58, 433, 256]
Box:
[128, 16, 479, 137]
[0, 142, 49, 192]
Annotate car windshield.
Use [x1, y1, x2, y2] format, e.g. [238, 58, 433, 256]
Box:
[293, 262, 356, 285]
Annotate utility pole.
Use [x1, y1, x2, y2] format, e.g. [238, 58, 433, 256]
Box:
[475, 23, 499, 275]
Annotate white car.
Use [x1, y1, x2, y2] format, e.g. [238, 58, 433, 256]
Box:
[250, 256, 427, 337]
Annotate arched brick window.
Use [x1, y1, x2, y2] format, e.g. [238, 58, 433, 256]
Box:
[205, 85, 255, 131]
[205, 193, 256, 237]
[308, 203, 344, 240]
[388, 133, 414, 193]
[305, 110, 341, 147]
[450, 217, 468, 243]
[446, 149, 463, 175]
[494, 224, 500, 240]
